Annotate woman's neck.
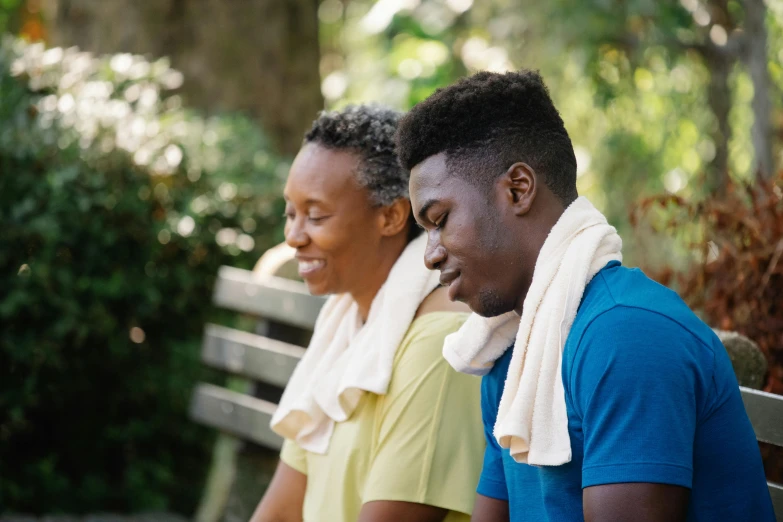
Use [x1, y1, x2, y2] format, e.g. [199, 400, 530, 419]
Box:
[351, 235, 408, 322]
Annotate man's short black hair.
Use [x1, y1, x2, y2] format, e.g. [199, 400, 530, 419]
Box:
[304, 104, 420, 240]
[395, 70, 578, 205]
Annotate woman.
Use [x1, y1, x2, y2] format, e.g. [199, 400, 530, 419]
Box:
[250, 106, 484, 522]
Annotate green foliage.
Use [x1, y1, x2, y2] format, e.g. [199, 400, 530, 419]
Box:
[632, 172, 783, 395]
[0, 0, 19, 34]
[0, 38, 286, 513]
[324, 0, 781, 267]
[318, 0, 469, 109]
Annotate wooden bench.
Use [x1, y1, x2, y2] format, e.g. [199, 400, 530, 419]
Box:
[190, 264, 782, 520]
[190, 265, 324, 451]
[740, 387, 783, 519]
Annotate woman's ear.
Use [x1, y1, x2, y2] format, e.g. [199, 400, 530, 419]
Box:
[378, 198, 411, 237]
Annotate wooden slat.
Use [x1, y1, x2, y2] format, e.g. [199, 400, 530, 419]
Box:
[740, 387, 783, 447]
[202, 324, 304, 387]
[213, 266, 325, 329]
[190, 383, 283, 449]
[740, 387, 783, 520]
[769, 481, 783, 522]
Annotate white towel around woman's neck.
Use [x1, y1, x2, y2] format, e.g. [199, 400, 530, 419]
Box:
[442, 197, 622, 466]
[270, 233, 440, 454]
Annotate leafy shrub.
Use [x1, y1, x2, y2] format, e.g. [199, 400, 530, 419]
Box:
[0, 38, 287, 513]
[631, 171, 783, 480]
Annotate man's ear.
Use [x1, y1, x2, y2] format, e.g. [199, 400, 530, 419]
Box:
[498, 162, 537, 216]
[378, 198, 411, 237]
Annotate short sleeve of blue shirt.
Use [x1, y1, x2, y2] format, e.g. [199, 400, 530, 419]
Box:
[571, 306, 712, 489]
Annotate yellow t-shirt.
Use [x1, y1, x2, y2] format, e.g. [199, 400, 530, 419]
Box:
[280, 311, 484, 522]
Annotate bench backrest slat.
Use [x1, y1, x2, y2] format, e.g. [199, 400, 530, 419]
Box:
[740, 387, 783, 521]
[191, 383, 282, 449]
[770, 482, 783, 522]
[212, 266, 325, 329]
[740, 387, 783, 447]
[202, 324, 304, 388]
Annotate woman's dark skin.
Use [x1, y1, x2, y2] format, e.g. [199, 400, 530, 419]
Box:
[251, 143, 467, 522]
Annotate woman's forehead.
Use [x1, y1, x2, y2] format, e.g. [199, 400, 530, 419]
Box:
[285, 144, 365, 204]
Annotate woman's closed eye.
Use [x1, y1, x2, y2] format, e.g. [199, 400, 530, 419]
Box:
[283, 208, 330, 223]
[307, 212, 330, 223]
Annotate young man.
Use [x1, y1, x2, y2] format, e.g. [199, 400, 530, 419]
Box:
[396, 70, 775, 522]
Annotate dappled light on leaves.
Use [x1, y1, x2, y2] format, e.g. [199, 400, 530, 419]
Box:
[0, 36, 287, 511]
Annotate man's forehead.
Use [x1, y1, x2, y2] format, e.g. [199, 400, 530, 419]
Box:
[411, 152, 449, 192]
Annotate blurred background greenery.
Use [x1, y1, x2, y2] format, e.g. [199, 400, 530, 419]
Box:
[0, 0, 781, 517]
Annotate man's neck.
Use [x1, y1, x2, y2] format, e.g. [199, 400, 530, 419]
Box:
[512, 199, 566, 316]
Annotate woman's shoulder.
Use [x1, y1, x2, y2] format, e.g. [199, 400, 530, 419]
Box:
[394, 314, 470, 370]
[414, 286, 471, 318]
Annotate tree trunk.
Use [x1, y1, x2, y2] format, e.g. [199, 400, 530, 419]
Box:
[42, 0, 323, 156]
[704, 48, 732, 194]
[742, 0, 774, 180]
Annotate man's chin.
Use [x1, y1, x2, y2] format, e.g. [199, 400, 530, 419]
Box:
[468, 290, 514, 318]
[471, 306, 511, 318]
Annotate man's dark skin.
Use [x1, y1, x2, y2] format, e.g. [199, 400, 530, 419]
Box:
[410, 152, 690, 522]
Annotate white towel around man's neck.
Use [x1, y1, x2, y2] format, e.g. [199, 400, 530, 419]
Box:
[442, 197, 622, 466]
[270, 233, 440, 454]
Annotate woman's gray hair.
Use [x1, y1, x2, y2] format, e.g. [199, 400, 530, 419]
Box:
[304, 105, 408, 206]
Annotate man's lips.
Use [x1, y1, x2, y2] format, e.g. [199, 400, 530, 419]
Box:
[439, 269, 459, 287]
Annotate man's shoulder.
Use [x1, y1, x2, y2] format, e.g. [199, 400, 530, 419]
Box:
[573, 264, 712, 344]
[567, 264, 720, 371]
[577, 264, 677, 316]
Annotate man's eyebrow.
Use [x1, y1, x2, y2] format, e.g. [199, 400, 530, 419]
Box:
[416, 199, 437, 223]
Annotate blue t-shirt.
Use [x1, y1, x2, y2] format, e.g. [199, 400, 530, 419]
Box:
[478, 261, 775, 522]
